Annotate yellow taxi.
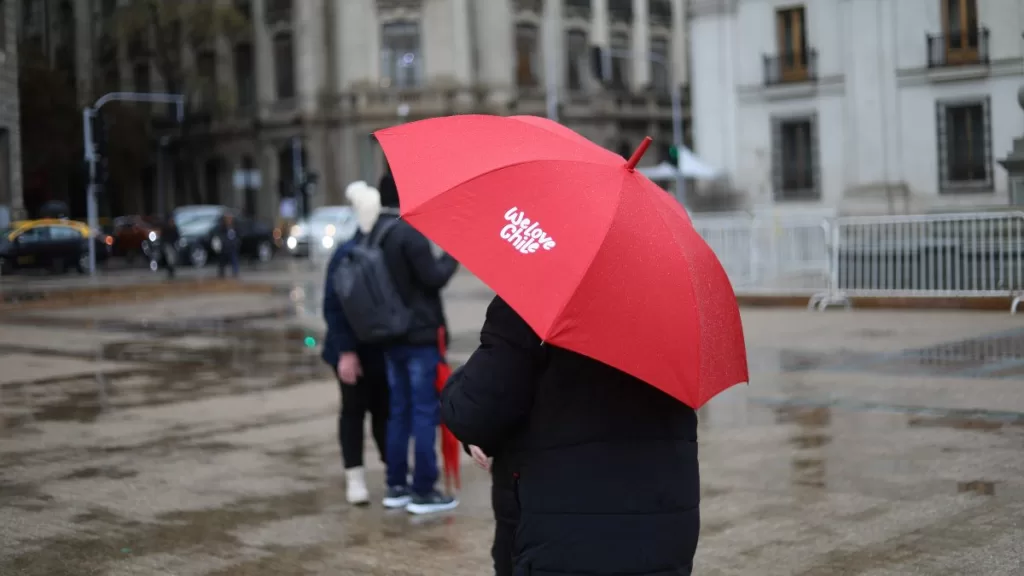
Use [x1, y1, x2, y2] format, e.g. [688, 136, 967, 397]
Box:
[0, 219, 113, 275]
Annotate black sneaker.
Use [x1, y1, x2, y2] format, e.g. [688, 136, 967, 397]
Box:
[405, 490, 459, 515]
[382, 485, 412, 509]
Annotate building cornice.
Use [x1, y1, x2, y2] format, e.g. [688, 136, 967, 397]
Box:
[688, 0, 738, 19]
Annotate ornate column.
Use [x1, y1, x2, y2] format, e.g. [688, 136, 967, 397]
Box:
[631, 0, 650, 90]
[591, 0, 610, 47]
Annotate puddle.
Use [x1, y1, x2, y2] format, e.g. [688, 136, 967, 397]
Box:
[0, 311, 325, 428]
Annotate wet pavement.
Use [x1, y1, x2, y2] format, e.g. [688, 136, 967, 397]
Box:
[1, 271, 1023, 575]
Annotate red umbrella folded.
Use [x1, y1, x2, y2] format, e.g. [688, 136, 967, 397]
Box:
[434, 326, 460, 492]
[377, 115, 747, 409]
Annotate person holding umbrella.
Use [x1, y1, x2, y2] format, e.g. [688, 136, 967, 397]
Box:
[376, 115, 749, 575]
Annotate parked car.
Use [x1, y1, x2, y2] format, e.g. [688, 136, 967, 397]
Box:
[0, 219, 113, 275]
[111, 215, 162, 262]
[171, 206, 276, 268]
[286, 206, 358, 258]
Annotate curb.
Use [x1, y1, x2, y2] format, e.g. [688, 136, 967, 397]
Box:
[0, 280, 277, 313]
[737, 294, 1018, 311]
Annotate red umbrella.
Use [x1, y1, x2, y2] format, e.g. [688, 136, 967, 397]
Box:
[434, 326, 460, 492]
[376, 115, 747, 409]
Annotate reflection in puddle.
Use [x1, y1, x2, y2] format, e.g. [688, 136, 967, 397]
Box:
[957, 480, 996, 496]
[0, 313, 324, 429]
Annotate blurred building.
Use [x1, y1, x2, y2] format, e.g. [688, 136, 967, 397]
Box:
[690, 0, 1024, 215]
[23, 0, 689, 222]
[0, 0, 23, 220]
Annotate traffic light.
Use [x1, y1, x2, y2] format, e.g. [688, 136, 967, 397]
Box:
[668, 145, 679, 166]
[89, 112, 109, 159]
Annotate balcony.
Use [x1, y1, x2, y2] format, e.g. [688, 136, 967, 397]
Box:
[763, 49, 818, 86]
[927, 28, 989, 68]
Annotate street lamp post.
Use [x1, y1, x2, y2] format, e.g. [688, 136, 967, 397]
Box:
[83, 91, 185, 276]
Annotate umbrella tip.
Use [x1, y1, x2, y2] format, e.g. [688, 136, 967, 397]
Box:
[624, 136, 653, 172]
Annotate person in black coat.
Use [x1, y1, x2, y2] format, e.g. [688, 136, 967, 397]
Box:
[441, 297, 700, 576]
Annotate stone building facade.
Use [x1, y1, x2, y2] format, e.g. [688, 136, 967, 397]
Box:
[0, 0, 23, 221]
[20, 0, 689, 222]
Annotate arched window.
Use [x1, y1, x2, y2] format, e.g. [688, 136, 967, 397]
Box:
[515, 23, 540, 88]
[273, 32, 295, 100]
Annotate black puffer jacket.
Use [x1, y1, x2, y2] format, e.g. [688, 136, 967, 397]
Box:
[371, 211, 458, 347]
[441, 297, 700, 576]
[374, 173, 459, 346]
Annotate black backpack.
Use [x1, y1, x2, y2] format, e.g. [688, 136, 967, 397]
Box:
[332, 218, 412, 343]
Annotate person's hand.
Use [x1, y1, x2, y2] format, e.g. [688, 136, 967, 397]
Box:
[337, 352, 362, 385]
[469, 445, 492, 471]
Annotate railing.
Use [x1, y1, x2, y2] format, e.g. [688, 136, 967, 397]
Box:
[926, 28, 989, 68]
[692, 211, 1024, 313]
[763, 49, 818, 86]
[809, 212, 1024, 312]
[692, 214, 831, 295]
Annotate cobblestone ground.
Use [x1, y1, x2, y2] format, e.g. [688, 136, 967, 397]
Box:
[1, 270, 1023, 575]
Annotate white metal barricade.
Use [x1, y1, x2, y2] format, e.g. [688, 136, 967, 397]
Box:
[692, 214, 831, 295]
[808, 212, 1024, 313]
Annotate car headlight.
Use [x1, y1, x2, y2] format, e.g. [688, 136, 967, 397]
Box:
[147, 231, 158, 242]
[290, 225, 304, 237]
[286, 236, 298, 250]
[324, 224, 336, 237]
[321, 236, 334, 249]
[211, 237, 222, 253]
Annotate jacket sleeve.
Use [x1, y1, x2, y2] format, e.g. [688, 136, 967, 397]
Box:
[401, 227, 459, 290]
[441, 297, 543, 453]
[322, 241, 358, 359]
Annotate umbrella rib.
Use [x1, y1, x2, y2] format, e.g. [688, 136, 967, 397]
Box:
[404, 159, 621, 220]
[542, 170, 629, 343]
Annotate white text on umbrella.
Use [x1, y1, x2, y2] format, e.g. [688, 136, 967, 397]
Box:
[501, 207, 557, 254]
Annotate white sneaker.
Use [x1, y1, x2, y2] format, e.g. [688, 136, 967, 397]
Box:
[345, 467, 370, 506]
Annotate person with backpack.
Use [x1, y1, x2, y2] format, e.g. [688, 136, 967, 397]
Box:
[321, 180, 390, 505]
[338, 172, 460, 514]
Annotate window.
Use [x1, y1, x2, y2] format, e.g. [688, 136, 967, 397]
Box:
[610, 32, 630, 90]
[17, 226, 51, 244]
[649, 0, 672, 27]
[515, 23, 540, 88]
[775, 6, 808, 82]
[942, 0, 980, 63]
[937, 98, 991, 192]
[273, 32, 295, 100]
[196, 50, 217, 111]
[771, 115, 819, 201]
[0, 129, 8, 206]
[133, 63, 150, 93]
[234, 42, 255, 109]
[566, 29, 588, 91]
[564, 0, 591, 19]
[381, 22, 422, 89]
[51, 226, 82, 240]
[608, 0, 633, 23]
[265, 0, 291, 26]
[650, 37, 669, 93]
[133, 63, 150, 113]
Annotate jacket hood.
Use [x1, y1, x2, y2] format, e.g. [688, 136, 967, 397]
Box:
[345, 180, 381, 234]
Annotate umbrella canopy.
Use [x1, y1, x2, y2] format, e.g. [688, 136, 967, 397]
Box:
[375, 115, 747, 408]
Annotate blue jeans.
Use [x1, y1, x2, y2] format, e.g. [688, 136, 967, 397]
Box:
[385, 345, 441, 495]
